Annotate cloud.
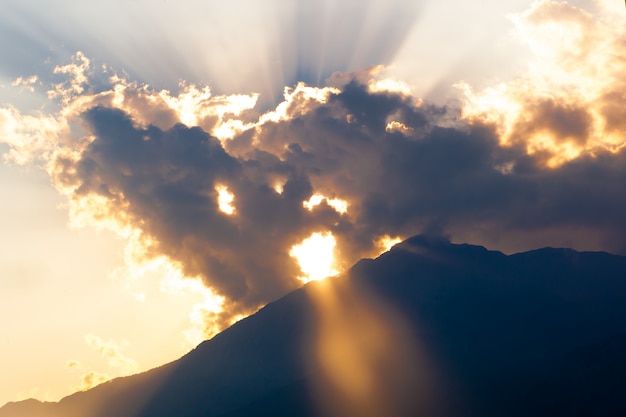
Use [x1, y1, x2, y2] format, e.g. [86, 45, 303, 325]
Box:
[459, 0, 626, 166]
[11, 75, 38, 93]
[2, 0, 626, 333]
[48, 72, 626, 325]
[84, 334, 138, 373]
[66, 360, 81, 370]
[76, 371, 110, 392]
[0, 105, 66, 165]
[67, 335, 139, 391]
[65, 335, 139, 391]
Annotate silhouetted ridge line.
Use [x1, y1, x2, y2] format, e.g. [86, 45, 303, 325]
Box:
[2, 235, 625, 417]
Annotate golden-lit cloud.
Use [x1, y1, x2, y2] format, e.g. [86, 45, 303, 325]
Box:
[68, 335, 139, 391]
[0, 53, 253, 339]
[48, 52, 91, 103]
[459, 0, 626, 167]
[385, 120, 413, 135]
[76, 372, 110, 392]
[0, 106, 66, 165]
[11, 75, 38, 93]
[303, 194, 348, 214]
[272, 181, 285, 194]
[84, 334, 138, 374]
[156, 82, 259, 139]
[67, 360, 110, 392]
[375, 235, 403, 253]
[257, 82, 340, 124]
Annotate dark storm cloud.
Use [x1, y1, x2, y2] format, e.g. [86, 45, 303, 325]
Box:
[243, 81, 626, 255]
[58, 79, 626, 321]
[63, 106, 347, 320]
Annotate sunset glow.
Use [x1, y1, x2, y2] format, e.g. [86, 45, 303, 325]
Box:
[1, 0, 626, 409]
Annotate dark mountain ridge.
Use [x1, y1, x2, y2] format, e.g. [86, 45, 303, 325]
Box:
[3, 235, 626, 417]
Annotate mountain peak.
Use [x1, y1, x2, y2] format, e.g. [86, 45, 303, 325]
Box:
[3, 236, 626, 417]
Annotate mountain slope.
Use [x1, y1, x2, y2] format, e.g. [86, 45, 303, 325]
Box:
[3, 235, 626, 417]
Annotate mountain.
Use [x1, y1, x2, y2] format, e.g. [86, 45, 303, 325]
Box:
[2, 235, 626, 417]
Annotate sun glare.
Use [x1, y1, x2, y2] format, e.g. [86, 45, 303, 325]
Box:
[290, 232, 339, 283]
[273, 182, 284, 194]
[376, 235, 402, 253]
[385, 120, 413, 135]
[215, 184, 236, 215]
[303, 194, 348, 214]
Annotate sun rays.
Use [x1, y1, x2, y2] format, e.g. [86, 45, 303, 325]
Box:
[2, 0, 626, 407]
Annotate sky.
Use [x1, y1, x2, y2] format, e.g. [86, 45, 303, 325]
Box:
[1, 0, 625, 407]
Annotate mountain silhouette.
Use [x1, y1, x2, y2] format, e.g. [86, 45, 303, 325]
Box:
[2, 235, 626, 417]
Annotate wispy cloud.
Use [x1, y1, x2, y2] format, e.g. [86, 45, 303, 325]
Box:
[68, 335, 139, 391]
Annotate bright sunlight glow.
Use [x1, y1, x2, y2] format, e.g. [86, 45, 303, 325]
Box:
[290, 232, 339, 283]
[216, 184, 235, 215]
[303, 194, 348, 214]
[376, 235, 402, 253]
